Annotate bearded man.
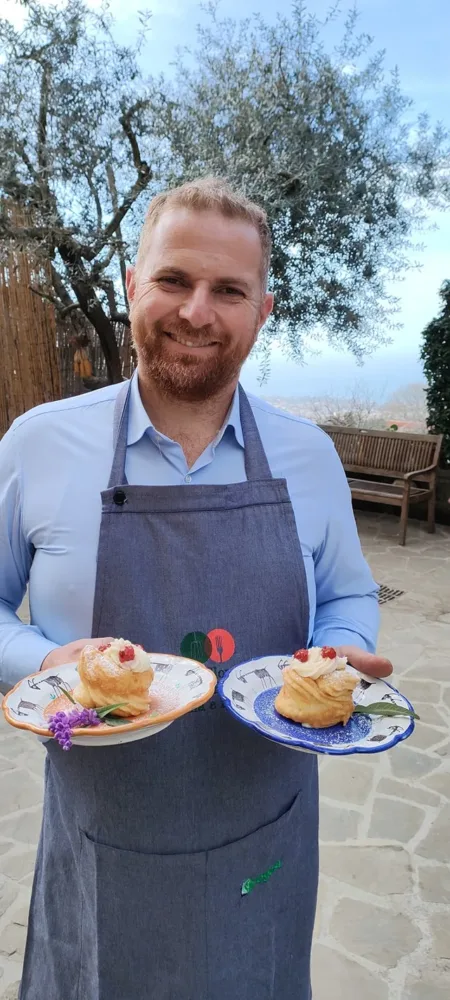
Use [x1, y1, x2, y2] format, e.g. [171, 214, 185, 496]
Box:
[0, 177, 391, 1000]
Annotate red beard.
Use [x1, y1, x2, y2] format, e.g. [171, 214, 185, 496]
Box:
[133, 319, 256, 402]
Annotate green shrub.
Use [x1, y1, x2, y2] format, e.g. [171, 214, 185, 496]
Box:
[420, 280, 450, 465]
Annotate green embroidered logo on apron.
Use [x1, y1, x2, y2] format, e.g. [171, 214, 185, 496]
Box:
[241, 860, 282, 896]
[180, 631, 212, 663]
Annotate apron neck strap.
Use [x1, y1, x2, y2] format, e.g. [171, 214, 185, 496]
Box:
[108, 378, 273, 487]
[238, 385, 273, 481]
[108, 378, 132, 488]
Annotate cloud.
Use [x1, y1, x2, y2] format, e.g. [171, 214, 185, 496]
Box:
[0, 0, 26, 27]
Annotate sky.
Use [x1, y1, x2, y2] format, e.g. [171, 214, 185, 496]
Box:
[1, 0, 449, 396]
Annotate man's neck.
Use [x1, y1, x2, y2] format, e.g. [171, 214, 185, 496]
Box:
[136, 371, 238, 469]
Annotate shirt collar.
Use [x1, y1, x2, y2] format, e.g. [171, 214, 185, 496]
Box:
[126, 373, 244, 449]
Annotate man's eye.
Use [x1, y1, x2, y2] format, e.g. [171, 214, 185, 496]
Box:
[220, 287, 244, 297]
[159, 276, 183, 286]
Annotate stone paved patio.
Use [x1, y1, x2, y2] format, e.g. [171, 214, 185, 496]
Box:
[0, 511, 449, 999]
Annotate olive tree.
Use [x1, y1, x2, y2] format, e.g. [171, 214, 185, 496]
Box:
[0, 0, 161, 381]
[1, 0, 449, 381]
[161, 2, 450, 359]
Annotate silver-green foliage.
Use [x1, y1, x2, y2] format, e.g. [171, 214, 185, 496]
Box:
[0, 0, 448, 378]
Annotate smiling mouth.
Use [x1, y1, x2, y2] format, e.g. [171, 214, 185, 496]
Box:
[165, 332, 219, 349]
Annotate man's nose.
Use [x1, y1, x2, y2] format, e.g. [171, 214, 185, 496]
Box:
[178, 287, 215, 328]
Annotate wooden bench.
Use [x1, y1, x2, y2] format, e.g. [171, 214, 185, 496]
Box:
[320, 426, 443, 545]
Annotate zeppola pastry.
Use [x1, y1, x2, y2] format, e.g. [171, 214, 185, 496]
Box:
[275, 646, 358, 728]
[73, 639, 155, 717]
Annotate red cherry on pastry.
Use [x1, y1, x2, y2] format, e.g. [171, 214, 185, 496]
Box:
[293, 649, 309, 663]
[119, 645, 135, 663]
[98, 644, 111, 652]
[321, 646, 336, 659]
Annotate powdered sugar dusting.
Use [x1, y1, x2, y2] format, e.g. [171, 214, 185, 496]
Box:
[101, 639, 155, 673]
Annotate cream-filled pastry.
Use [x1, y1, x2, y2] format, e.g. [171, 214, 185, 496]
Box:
[73, 639, 154, 717]
[274, 646, 358, 728]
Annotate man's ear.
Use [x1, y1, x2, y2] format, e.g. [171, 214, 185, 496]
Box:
[259, 291, 274, 330]
[126, 265, 136, 305]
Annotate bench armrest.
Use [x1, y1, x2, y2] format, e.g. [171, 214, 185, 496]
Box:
[404, 462, 439, 481]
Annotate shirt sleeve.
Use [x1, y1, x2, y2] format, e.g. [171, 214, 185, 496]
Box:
[0, 422, 59, 690]
[312, 436, 379, 654]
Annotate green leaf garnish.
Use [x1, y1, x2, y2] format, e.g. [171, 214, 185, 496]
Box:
[96, 703, 128, 718]
[102, 715, 132, 727]
[354, 702, 419, 721]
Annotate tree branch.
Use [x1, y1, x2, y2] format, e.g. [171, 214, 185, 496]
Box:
[15, 42, 53, 64]
[100, 167, 152, 246]
[106, 162, 128, 307]
[91, 242, 117, 274]
[110, 311, 131, 327]
[60, 301, 82, 317]
[277, 44, 290, 96]
[86, 172, 103, 230]
[28, 283, 59, 306]
[96, 275, 118, 317]
[50, 263, 75, 308]
[17, 143, 39, 181]
[57, 238, 123, 381]
[1, 174, 43, 210]
[119, 101, 149, 171]
[2, 180, 93, 274]
[28, 282, 80, 316]
[0, 214, 54, 245]
[81, 104, 154, 255]
[37, 62, 51, 180]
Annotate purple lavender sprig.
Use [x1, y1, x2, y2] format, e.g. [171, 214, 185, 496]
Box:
[48, 708, 101, 751]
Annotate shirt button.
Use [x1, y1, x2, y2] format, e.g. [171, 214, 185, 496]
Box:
[185, 474, 192, 484]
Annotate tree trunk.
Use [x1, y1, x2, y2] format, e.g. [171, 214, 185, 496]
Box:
[83, 301, 123, 383]
[57, 242, 122, 383]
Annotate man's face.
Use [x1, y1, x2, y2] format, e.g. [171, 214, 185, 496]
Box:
[126, 208, 273, 402]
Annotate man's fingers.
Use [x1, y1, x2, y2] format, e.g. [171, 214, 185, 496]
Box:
[356, 655, 393, 679]
[41, 637, 115, 671]
[336, 644, 393, 679]
[73, 637, 114, 652]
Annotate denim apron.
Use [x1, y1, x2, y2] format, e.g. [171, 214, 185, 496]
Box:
[20, 380, 318, 1000]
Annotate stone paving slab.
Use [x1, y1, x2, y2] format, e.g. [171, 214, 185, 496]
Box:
[0, 511, 449, 999]
[313, 513, 450, 1000]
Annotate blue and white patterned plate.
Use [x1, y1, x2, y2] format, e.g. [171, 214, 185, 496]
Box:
[218, 655, 415, 755]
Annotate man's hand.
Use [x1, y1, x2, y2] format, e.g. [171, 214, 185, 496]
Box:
[40, 638, 114, 672]
[336, 645, 393, 679]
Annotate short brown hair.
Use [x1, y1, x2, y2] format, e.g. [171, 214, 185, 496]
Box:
[135, 176, 272, 287]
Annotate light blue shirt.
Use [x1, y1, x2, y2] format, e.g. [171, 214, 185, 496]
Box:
[0, 379, 379, 688]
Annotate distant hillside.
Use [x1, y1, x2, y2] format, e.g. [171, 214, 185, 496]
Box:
[263, 383, 428, 433]
[241, 351, 425, 399]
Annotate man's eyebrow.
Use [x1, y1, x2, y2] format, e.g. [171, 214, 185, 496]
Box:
[217, 276, 252, 292]
[152, 266, 252, 292]
[152, 266, 189, 280]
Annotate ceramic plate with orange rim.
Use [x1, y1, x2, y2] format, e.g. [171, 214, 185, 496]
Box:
[2, 654, 217, 747]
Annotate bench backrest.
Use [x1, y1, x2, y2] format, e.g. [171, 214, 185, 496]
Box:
[320, 426, 443, 480]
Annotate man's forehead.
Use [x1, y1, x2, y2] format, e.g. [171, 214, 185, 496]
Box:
[148, 207, 262, 270]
